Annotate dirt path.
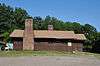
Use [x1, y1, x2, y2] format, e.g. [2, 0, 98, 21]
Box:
[0, 56, 100, 66]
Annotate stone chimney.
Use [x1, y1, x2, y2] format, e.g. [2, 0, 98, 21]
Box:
[23, 19, 34, 50]
[48, 25, 53, 31]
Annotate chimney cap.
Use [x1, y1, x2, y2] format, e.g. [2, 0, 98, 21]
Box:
[25, 19, 33, 22]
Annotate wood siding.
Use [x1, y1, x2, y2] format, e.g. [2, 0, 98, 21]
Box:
[34, 42, 83, 51]
[13, 41, 23, 50]
[13, 38, 23, 50]
[12, 38, 83, 51]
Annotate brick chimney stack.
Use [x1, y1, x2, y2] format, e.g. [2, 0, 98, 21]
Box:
[48, 25, 53, 31]
[23, 19, 34, 50]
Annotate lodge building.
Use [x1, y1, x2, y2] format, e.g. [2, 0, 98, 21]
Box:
[10, 19, 86, 51]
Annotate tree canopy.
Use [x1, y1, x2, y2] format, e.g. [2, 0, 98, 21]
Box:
[0, 3, 30, 34]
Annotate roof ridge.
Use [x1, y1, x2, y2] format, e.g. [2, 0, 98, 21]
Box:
[14, 29, 74, 32]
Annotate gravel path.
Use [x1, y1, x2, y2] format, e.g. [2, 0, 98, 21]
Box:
[0, 56, 100, 66]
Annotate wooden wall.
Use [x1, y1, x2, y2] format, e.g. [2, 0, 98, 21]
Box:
[12, 38, 83, 51]
[34, 42, 83, 51]
[13, 38, 23, 50]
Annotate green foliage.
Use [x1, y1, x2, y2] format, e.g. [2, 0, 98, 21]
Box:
[14, 8, 29, 29]
[82, 24, 97, 40]
[0, 3, 30, 34]
[33, 16, 43, 30]
[2, 32, 9, 42]
[0, 51, 100, 57]
[92, 32, 100, 53]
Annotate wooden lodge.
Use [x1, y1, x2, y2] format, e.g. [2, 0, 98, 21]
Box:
[10, 19, 86, 51]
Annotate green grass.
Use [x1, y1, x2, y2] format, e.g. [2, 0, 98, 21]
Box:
[0, 51, 100, 58]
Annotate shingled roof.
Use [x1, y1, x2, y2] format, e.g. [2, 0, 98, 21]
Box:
[10, 29, 86, 40]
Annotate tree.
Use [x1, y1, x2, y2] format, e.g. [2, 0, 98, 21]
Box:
[72, 22, 82, 33]
[0, 3, 30, 34]
[33, 16, 43, 30]
[82, 24, 97, 50]
[14, 8, 30, 29]
[43, 15, 52, 30]
[92, 32, 100, 52]
[82, 24, 97, 40]
[0, 3, 14, 34]
[0, 3, 31, 42]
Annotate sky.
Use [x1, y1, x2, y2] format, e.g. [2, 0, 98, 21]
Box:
[0, 0, 100, 31]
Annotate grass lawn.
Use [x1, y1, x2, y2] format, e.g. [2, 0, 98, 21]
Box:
[0, 51, 100, 58]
